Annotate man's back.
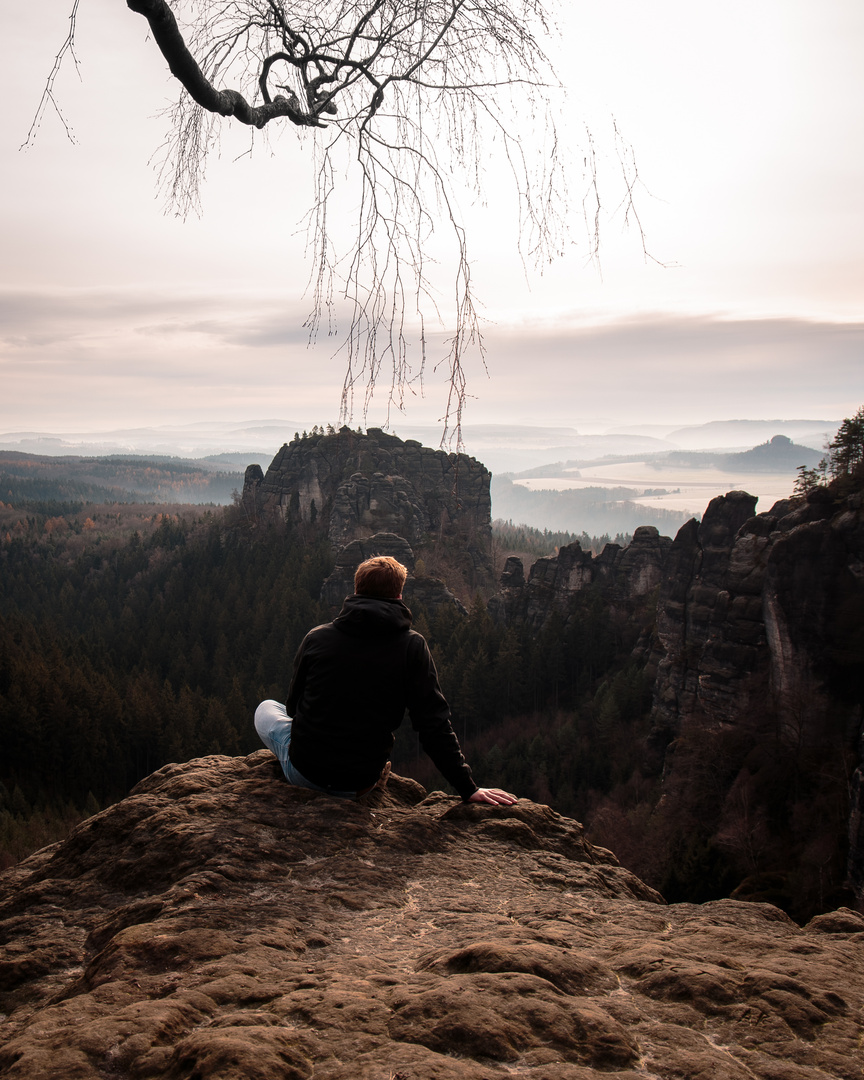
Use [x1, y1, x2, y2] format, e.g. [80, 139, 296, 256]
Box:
[286, 594, 451, 791]
[255, 554, 515, 805]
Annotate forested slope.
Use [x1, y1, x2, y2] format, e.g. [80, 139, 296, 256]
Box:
[0, 452, 244, 504]
[0, 509, 330, 858]
[0, 502, 651, 871]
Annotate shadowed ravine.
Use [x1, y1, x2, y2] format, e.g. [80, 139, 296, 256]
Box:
[1, 753, 862, 1079]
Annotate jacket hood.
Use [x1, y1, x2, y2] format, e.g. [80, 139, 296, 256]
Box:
[332, 594, 413, 638]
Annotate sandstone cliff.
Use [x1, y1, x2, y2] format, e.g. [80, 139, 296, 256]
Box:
[485, 485, 864, 913]
[648, 486, 864, 909]
[488, 525, 671, 637]
[242, 428, 493, 591]
[2, 754, 863, 1079]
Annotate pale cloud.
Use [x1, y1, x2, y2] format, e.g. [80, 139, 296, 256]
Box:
[0, 286, 356, 429]
[0, 287, 311, 352]
[467, 314, 864, 425]
[2, 287, 861, 431]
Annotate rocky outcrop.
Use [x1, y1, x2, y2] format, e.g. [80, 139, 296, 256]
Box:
[320, 532, 467, 617]
[652, 490, 763, 727]
[240, 463, 265, 521]
[2, 754, 864, 1079]
[488, 525, 671, 635]
[651, 488, 864, 733]
[648, 486, 864, 909]
[485, 486, 864, 911]
[240, 427, 494, 596]
[242, 428, 491, 568]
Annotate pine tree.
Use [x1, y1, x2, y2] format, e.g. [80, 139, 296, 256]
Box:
[827, 406, 864, 478]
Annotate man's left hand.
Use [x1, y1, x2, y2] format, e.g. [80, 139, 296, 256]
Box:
[468, 787, 518, 806]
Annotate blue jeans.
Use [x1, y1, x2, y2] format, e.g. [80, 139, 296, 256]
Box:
[254, 700, 358, 798]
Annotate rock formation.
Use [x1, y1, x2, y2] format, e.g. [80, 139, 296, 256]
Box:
[650, 486, 864, 908]
[241, 463, 265, 522]
[486, 485, 864, 912]
[2, 754, 863, 1079]
[488, 525, 671, 635]
[651, 486, 863, 741]
[651, 489, 764, 729]
[242, 428, 492, 587]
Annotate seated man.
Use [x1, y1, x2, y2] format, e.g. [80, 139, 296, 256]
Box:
[255, 555, 516, 805]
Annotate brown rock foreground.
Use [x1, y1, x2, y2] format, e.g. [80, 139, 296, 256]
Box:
[2, 754, 863, 1079]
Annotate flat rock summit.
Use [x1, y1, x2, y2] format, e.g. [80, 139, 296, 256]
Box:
[2, 754, 863, 1079]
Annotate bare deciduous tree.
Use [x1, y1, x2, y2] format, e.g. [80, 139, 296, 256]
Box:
[31, 1, 633, 441]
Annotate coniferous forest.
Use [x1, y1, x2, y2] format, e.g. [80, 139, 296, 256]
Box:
[0, 497, 649, 868]
[1, 508, 325, 809]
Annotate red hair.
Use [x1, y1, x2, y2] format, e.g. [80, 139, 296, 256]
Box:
[354, 556, 408, 598]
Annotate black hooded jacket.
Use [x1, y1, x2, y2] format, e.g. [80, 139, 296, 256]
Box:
[286, 595, 477, 799]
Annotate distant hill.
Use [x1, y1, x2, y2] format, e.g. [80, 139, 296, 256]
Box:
[0, 418, 839, 474]
[203, 452, 272, 469]
[663, 434, 823, 473]
[0, 452, 244, 506]
[666, 418, 837, 450]
[0, 419, 306, 458]
[725, 434, 824, 470]
[491, 475, 695, 537]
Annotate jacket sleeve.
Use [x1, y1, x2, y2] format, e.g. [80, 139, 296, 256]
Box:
[405, 633, 478, 801]
[285, 634, 310, 716]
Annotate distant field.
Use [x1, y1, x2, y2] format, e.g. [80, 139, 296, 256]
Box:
[515, 462, 798, 517]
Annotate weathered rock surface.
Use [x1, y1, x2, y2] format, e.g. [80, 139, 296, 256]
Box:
[491, 486, 862, 911]
[648, 489, 864, 899]
[488, 525, 671, 635]
[651, 490, 764, 729]
[3, 754, 864, 1079]
[243, 429, 492, 584]
[651, 487, 864, 736]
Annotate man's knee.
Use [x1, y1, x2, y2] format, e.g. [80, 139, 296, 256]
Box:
[254, 699, 289, 740]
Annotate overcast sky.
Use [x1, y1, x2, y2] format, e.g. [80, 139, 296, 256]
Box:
[2, 0, 862, 439]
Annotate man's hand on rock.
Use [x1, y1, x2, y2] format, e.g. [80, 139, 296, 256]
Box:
[468, 787, 518, 806]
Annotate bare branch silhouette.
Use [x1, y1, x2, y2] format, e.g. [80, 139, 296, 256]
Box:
[29, 2, 651, 444]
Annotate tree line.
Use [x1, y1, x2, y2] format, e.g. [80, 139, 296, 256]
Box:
[794, 406, 864, 494]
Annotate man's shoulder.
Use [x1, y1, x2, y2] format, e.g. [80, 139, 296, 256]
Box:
[405, 628, 431, 654]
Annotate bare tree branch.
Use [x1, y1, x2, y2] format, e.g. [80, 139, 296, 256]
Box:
[30, 2, 650, 447]
[127, 0, 318, 126]
[21, 0, 82, 149]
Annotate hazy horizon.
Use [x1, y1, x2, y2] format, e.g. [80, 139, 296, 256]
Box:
[0, 417, 818, 536]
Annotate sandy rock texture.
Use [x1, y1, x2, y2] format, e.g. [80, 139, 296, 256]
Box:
[2, 752, 863, 1079]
